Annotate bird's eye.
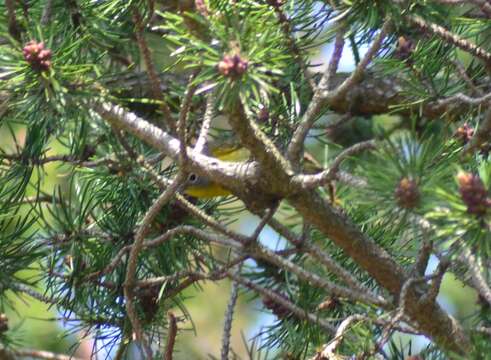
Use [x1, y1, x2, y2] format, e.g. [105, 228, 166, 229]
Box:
[188, 173, 198, 183]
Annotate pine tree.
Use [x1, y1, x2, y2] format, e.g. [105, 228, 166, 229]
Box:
[1, 0, 491, 359]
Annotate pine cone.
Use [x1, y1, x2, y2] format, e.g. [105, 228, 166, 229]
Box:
[262, 294, 291, 319]
[23, 40, 52, 71]
[394, 177, 420, 209]
[395, 36, 415, 61]
[457, 172, 491, 216]
[218, 54, 248, 78]
[455, 123, 474, 144]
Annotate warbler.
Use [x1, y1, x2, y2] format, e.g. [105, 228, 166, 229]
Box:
[184, 140, 251, 198]
[183, 139, 329, 199]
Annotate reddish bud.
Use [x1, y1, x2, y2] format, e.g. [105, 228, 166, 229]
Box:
[218, 54, 248, 78]
[257, 107, 269, 122]
[262, 294, 291, 319]
[457, 172, 491, 216]
[195, 0, 209, 17]
[23, 40, 52, 71]
[395, 36, 415, 61]
[395, 177, 420, 209]
[267, 0, 285, 7]
[0, 313, 8, 333]
[455, 123, 474, 144]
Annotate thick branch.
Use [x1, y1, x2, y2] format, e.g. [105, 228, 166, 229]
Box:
[287, 190, 470, 354]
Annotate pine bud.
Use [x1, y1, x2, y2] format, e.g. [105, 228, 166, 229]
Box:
[195, 0, 209, 17]
[405, 357, 423, 360]
[395, 36, 414, 61]
[257, 107, 269, 123]
[455, 123, 474, 144]
[218, 54, 248, 78]
[0, 313, 8, 333]
[394, 177, 420, 209]
[267, 0, 285, 7]
[23, 40, 52, 71]
[139, 288, 160, 322]
[262, 294, 291, 319]
[194, 0, 210, 17]
[317, 296, 340, 311]
[457, 172, 491, 216]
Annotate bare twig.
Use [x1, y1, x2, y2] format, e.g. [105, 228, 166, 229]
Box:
[452, 60, 483, 96]
[12, 349, 82, 360]
[319, 314, 366, 359]
[251, 243, 389, 307]
[194, 90, 215, 154]
[460, 245, 491, 306]
[8, 283, 57, 306]
[5, 0, 21, 41]
[164, 312, 178, 360]
[41, 0, 54, 25]
[408, 15, 491, 63]
[221, 265, 242, 360]
[227, 271, 336, 334]
[288, 21, 389, 165]
[124, 173, 186, 359]
[270, 2, 316, 91]
[267, 218, 382, 300]
[295, 140, 376, 189]
[132, 8, 174, 131]
[464, 106, 491, 154]
[420, 259, 449, 305]
[178, 74, 198, 164]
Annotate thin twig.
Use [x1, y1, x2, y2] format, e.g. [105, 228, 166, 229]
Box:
[5, 0, 21, 41]
[227, 271, 336, 334]
[178, 74, 198, 164]
[288, 21, 388, 165]
[295, 140, 376, 189]
[270, 2, 316, 91]
[12, 349, 82, 360]
[194, 90, 215, 154]
[8, 283, 58, 306]
[267, 218, 382, 300]
[221, 265, 242, 360]
[251, 243, 389, 307]
[132, 8, 175, 131]
[41, 0, 54, 25]
[464, 106, 491, 154]
[286, 24, 346, 167]
[124, 173, 186, 359]
[420, 259, 449, 305]
[452, 59, 483, 96]
[164, 312, 178, 360]
[460, 245, 491, 306]
[408, 15, 491, 63]
[319, 314, 365, 358]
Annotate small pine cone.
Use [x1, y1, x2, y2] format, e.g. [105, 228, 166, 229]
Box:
[394, 177, 420, 209]
[266, 0, 285, 7]
[23, 40, 52, 71]
[0, 313, 8, 333]
[455, 123, 474, 144]
[218, 54, 248, 78]
[139, 289, 160, 322]
[317, 296, 340, 311]
[457, 172, 491, 216]
[195, 0, 209, 17]
[262, 294, 291, 319]
[405, 356, 423, 360]
[257, 107, 269, 123]
[395, 36, 415, 61]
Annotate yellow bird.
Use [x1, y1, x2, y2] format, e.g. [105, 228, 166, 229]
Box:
[184, 141, 250, 198]
[183, 139, 329, 199]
